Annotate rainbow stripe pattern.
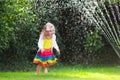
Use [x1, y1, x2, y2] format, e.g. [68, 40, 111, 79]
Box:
[33, 39, 57, 67]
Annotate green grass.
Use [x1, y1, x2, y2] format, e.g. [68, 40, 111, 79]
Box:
[0, 65, 120, 80]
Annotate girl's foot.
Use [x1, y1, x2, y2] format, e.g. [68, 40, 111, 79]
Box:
[36, 65, 41, 75]
[44, 67, 48, 74]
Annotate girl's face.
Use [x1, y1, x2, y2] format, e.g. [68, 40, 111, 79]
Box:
[44, 26, 54, 36]
[44, 25, 55, 36]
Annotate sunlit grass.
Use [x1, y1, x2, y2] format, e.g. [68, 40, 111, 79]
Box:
[0, 65, 120, 80]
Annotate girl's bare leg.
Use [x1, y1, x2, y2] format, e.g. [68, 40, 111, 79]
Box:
[44, 67, 48, 74]
[36, 64, 42, 75]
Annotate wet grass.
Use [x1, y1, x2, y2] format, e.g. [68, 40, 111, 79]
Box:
[0, 65, 120, 80]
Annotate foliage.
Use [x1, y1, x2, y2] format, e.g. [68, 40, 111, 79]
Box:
[0, 0, 63, 69]
[85, 28, 104, 54]
[0, 0, 37, 67]
[58, 0, 104, 64]
[58, 0, 120, 64]
[104, 0, 120, 3]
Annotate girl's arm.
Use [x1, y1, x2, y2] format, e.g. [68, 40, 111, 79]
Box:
[38, 34, 43, 51]
[53, 34, 60, 54]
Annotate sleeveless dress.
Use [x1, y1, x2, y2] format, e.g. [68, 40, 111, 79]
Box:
[33, 38, 57, 67]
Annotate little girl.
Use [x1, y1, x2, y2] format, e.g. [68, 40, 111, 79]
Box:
[33, 22, 60, 75]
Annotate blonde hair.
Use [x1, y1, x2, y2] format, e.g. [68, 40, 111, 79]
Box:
[40, 22, 55, 39]
[45, 22, 55, 30]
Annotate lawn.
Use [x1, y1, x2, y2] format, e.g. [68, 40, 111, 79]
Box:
[0, 65, 120, 80]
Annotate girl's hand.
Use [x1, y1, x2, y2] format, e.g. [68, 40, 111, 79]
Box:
[57, 49, 60, 55]
[37, 49, 41, 52]
[41, 49, 44, 53]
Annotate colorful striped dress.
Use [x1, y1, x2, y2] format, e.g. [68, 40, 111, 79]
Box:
[33, 34, 59, 67]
